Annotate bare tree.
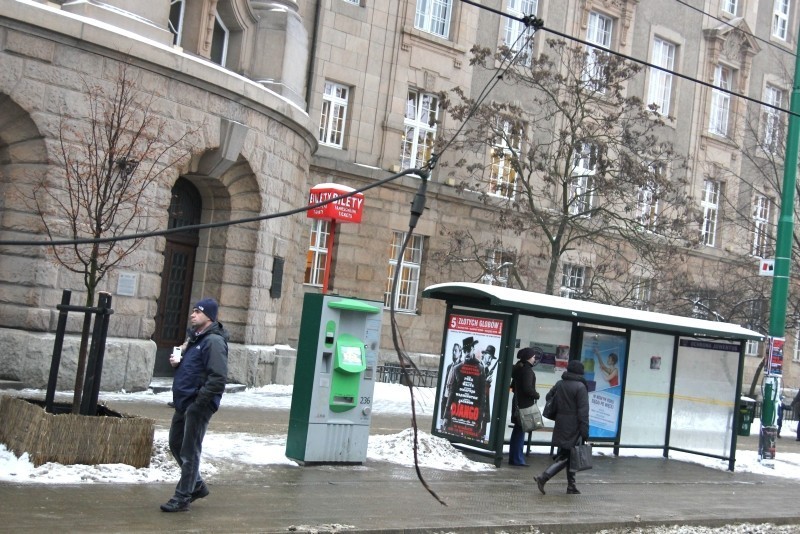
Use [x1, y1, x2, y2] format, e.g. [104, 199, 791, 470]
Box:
[437, 39, 699, 305]
[431, 228, 529, 289]
[704, 65, 800, 394]
[30, 64, 195, 411]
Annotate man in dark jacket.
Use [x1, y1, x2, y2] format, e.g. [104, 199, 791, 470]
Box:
[535, 359, 589, 495]
[161, 298, 229, 512]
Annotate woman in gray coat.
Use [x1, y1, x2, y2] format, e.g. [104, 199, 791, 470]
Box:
[535, 359, 590, 494]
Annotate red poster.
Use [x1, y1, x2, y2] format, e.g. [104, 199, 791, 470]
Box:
[436, 313, 503, 446]
[766, 337, 784, 376]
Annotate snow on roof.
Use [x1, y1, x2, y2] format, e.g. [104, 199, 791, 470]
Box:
[423, 282, 763, 341]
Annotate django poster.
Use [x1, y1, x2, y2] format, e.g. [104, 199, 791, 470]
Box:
[436, 313, 503, 446]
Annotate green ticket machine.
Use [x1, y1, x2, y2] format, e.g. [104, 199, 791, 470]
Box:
[286, 293, 382, 464]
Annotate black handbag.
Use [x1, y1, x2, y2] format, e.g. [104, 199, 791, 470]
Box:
[542, 384, 559, 420]
[570, 438, 593, 471]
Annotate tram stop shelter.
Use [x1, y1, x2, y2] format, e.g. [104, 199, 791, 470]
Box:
[423, 282, 763, 470]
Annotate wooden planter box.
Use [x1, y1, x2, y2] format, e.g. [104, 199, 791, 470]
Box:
[0, 395, 155, 468]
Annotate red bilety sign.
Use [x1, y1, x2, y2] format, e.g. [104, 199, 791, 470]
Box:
[307, 183, 364, 223]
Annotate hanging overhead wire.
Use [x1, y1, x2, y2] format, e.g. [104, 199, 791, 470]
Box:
[0, 169, 422, 247]
[5, 2, 794, 250]
[385, 16, 544, 506]
[672, 0, 797, 58]
[0, 6, 543, 250]
[435, 10, 544, 158]
[459, 0, 798, 117]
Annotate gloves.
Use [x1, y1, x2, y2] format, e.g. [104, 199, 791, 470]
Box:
[192, 396, 211, 410]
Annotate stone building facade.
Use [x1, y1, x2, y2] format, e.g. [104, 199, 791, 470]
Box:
[0, 0, 798, 394]
[0, 0, 315, 390]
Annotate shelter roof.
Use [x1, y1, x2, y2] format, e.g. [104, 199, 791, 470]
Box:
[422, 282, 763, 341]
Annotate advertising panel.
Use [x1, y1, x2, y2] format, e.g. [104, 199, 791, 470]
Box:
[435, 313, 504, 446]
[581, 330, 627, 439]
[766, 337, 784, 376]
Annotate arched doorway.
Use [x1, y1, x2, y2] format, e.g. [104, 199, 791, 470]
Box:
[152, 177, 202, 377]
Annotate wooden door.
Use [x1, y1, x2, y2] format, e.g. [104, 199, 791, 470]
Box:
[152, 178, 201, 377]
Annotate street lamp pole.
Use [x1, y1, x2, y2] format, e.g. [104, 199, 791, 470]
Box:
[764, 29, 800, 457]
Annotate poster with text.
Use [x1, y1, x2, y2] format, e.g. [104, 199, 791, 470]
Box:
[436, 313, 504, 446]
[581, 330, 627, 439]
[766, 337, 784, 376]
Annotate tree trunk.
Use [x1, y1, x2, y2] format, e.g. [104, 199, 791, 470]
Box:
[71, 289, 96, 414]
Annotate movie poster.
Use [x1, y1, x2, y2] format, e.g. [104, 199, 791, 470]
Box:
[436, 313, 504, 446]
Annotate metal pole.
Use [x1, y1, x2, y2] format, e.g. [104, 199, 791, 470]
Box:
[45, 290, 71, 413]
[763, 28, 800, 455]
[322, 220, 336, 294]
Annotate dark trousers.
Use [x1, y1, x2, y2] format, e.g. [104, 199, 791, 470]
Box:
[797, 413, 800, 440]
[553, 447, 572, 471]
[168, 403, 214, 502]
[509, 424, 527, 465]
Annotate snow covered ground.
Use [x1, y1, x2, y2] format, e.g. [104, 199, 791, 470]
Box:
[2, 382, 798, 485]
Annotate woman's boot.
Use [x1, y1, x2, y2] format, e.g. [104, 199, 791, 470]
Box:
[566, 469, 580, 494]
[534, 458, 568, 495]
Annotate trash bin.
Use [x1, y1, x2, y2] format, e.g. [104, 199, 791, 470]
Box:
[738, 396, 756, 436]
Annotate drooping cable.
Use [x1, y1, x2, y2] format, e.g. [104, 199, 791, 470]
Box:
[0, 169, 421, 247]
[384, 13, 545, 505]
[672, 0, 797, 58]
[458, 0, 796, 117]
[387, 165, 449, 505]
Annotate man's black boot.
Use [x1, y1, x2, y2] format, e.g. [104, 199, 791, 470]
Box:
[190, 482, 209, 502]
[160, 498, 190, 512]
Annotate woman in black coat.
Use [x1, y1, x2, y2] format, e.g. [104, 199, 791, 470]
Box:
[508, 347, 539, 466]
[535, 359, 589, 494]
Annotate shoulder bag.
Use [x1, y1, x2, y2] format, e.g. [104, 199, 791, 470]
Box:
[513, 396, 544, 432]
[542, 383, 559, 420]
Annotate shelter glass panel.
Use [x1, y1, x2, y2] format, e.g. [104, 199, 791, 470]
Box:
[514, 315, 572, 394]
[670, 338, 740, 456]
[619, 331, 674, 446]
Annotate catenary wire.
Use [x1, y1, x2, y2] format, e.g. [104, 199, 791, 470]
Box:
[4, 3, 794, 248]
[435, 13, 544, 158]
[672, 0, 797, 58]
[459, 0, 798, 117]
[0, 7, 540, 249]
[0, 170, 426, 247]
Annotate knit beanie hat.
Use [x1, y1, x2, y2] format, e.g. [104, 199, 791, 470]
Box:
[567, 359, 584, 375]
[517, 347, 535, 360]
[194, 298, 218, 322]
